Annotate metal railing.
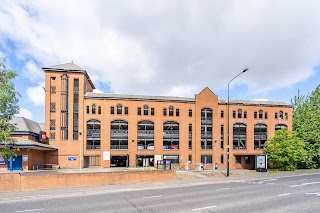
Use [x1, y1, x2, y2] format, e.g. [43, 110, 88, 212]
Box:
[111, 145, 128, 150]
[86, 145, 101, 150]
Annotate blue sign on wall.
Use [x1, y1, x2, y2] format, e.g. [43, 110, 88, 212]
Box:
[68, 156, 77, 161]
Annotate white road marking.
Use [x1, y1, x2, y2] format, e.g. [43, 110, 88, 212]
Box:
[289, 182, 320, 188]
[16, 208, 44, 212]
[216, 188, 230, 190]
[300, 179, 308, 181]
[262, 179, 277, 182]
[306, 192, 320, 196]
[143, 195, 162, 199]
[192, 206, 217, 211]
[278, 193, 291, 197]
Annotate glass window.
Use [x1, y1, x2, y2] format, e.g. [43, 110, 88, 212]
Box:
[176, 109, 180, 116]
[254, 112, 257, 119]
[163, 108, 167, 116]
[201, 155, 212, 164]
[98, 106, 101, 114]
[221, 110, 224, 118]
[86, 106, 89, 114]
[144, 105, 148, 115]
[151, 108, 154, 115]
[238, 109, 242, 118]
[236, 156, 241, 164]
[259, 110, 263, 119]
[244, 111, 247, 119]
[279, 111, 283, 119]
[285, 112, 288, 120]
[92, 104, 96, 114]
[189, 109, 192, 117]
[265, 112, 268, 119]
[233, 123, 246, 149]
[138, 107, 141, 115]
[220, 155, 224, 164]
[117, 104, 122, 115]
[233, 111, 236, 118]
[169, 106, 174, 116]
[111, 106, 114, 115]
[125, 107, 128, 115]
[275, 112, 278, 119]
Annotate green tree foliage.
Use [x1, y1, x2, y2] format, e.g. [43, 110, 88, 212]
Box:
[264, 129, 307, 171]
[0, 56, 20, 160]
[292, 85, 320, 168]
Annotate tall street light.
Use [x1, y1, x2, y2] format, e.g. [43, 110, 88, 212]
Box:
[227, 68, 248, 177]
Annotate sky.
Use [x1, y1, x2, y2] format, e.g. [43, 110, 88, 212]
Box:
[0, 0, 319, 123]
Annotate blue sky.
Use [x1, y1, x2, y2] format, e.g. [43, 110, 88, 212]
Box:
[0, 1, 320, 123]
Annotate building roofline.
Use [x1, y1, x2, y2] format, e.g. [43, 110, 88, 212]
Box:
[42, 63, 95, 89]
[84, 92, 292, 107]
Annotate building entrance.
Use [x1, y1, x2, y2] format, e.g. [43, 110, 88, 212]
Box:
[136, 155, 154, 167]
[111, 155, 128, 167]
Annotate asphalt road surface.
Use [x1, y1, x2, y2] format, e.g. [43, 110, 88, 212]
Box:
[1, 173, 320, 213]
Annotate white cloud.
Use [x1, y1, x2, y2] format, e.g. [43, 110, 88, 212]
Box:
[22, 60, 44, 82]
[0, 0, 320, 99]
[16, 108, 33, 119]
[26, 83, 45, 106]
[93, 88, 103, 93]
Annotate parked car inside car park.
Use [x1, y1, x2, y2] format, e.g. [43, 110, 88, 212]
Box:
[137, 144, 145, 150]
[147, 143, 154, 150]
[170, 144, 179, 149]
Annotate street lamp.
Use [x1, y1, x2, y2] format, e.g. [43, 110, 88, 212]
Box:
[227, 68, 248, 177]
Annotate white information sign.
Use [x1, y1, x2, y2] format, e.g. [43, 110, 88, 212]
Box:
[22, 155, 28, 162]
[154, 155, 162, 163]
[103, 151, 110, 161]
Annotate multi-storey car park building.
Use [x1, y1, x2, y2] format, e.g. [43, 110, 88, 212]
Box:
[42, 62, 292, 170]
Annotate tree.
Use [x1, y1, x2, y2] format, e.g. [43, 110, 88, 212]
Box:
[264, 129, 307, 171]
[292, 85, 320, 168]
[0, 56, 20, 160]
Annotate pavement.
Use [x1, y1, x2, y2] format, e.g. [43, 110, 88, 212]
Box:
[1, 168, 320, 201]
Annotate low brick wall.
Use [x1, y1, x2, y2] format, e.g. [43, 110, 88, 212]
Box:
[0, 173, 21, 192]
[0, 170, 176, 192]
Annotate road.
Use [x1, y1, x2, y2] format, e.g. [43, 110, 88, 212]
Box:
[1, 173, 320, 213]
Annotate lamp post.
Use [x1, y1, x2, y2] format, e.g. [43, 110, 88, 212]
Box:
[227, 68, 248, 177]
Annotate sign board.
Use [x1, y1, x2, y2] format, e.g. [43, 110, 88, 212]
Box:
[22, 155, 28, 162]
[103, 151, 110, 161]
[163, 155, 179, 160]
[154, 155, 161, 163]
[0, 156, 6, 165]
[255, 155, 267, 172]
[68, 156, 77, 161]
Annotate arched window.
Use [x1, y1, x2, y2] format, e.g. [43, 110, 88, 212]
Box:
[169, 106, 174, 116]
[92, 104, 96, 114]
[86, 119, 101, 150]
[275, 124, 287, 131]
[137, 120, 154, 150]
[279, 111, 284, 119]
[110, 120, 128, 149]
[259, 110, 263, 119]
[233, 123, 246, 149]
[254, 124, 267, 149]
[117, 104, 122, 115]
[144, 105, 149, 115]
[238, 109, 242, 118]
[163, 121, 179, 150]
[201, 108, 212, 149]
